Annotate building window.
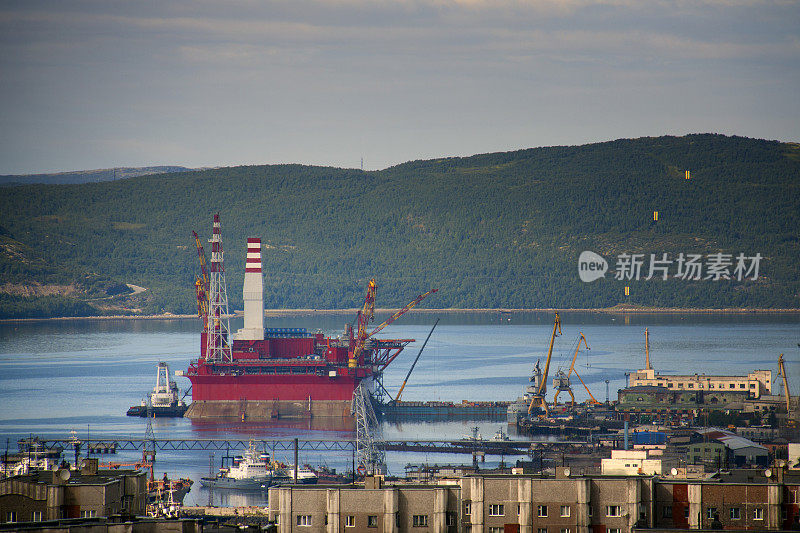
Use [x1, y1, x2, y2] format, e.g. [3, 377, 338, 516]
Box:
[489, 528, 504, 533]
[346, 515, 355, 527]
[5, 512, 17, 523]
[367, 515, 378, 527]
[446, 512, 456, 526]
[489, 504, 505, 516]
[730, 508, 740, 520]
[538, 505, 548, 517]
[464, 502, 471, 516]
[31, 511, 42, 522]
[663, 506, 672, 518]
[729, 384, 735, 389]
[588, 506, 592, 517]
[609, 529, 622, 533]
[684, 507, 690, 518]
[518, 504, 521, 515]
[413, 515, 428, 527]
[753, 508, 763, 521]
[706, 507, 717, 520]
[538, 529, 547, 533]
[560, 529, 570, 533]
[606, 506, 621, 517]
[561, 505, 571, 517]
[80, 510, 97, 518]
[296, 515, 312, 526]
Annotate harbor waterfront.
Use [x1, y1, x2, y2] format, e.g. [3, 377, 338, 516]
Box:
[0, 312, 798, 507]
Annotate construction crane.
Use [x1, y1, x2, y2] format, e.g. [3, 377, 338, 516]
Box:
[553, 332, 600, 407]
[395, 318, 439, 402]
[349, 283, 438, 368]
[777, 354, 794, 425]
[191, 230, 210, 331]
[349, 278, 377, 368]
[528, 313, 561, 417]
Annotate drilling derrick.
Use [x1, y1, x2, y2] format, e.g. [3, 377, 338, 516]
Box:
[205, 214, 232, 363]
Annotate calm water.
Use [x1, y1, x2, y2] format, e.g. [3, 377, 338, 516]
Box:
[0, 312, 798, 506]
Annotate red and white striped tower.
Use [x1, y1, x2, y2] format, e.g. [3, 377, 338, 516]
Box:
[205, 214, 232, 363]
[235, 238, 264, 340]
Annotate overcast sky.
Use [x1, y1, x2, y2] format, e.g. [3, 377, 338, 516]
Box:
[1, 0, 798, 174]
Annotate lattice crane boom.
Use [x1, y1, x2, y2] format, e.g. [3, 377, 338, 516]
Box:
[349, 279, 377, 368]
[192, 230, 210, 329]
[369, 288, 438, 337]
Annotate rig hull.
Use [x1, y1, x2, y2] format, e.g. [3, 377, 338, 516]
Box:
[185, 329, 410, 420]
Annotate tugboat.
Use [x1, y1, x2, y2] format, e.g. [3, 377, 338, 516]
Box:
[200, 442, 287, 490]
[127, 362, 188, 417]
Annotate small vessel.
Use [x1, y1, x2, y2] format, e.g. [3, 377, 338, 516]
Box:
[461, 427, 483, 441]
[127, 362, 188, 417]
[150, 475, 193, 504]
[200, 442, 282, 490]
[284, 465, 318, 484]
[491, 427, 509, 441]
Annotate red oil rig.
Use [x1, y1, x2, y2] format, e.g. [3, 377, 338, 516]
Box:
[183, 215, 436, 420]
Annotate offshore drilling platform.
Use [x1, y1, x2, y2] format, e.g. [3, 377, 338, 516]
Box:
[184, 215, 436, 420]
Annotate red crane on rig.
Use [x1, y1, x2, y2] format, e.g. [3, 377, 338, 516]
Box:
[348, 279, 437, 368]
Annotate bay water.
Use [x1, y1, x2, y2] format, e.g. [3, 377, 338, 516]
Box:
[0, 312, 797, 506]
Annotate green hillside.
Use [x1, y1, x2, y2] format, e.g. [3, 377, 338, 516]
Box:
[1, 134, 798, 318]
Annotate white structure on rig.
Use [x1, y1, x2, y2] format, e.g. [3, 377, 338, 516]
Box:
[235, 237, 264, 341]
[627, 328, 772, 398]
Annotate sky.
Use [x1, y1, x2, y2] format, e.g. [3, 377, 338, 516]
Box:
[0, 0, 798, 174]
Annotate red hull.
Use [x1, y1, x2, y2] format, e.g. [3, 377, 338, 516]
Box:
[189, 373, 362, 402]
[186, 329, 411, 404]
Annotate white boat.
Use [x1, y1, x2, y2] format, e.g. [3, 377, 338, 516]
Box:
[200, 442, 280, 490]
[491, 427, 510, 441]
[284, 465, 318, 484]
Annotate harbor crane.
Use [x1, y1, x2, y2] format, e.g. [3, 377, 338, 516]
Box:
[777, 353, 796, 426]
[528, 313, 561, 417]
[552, 332, 600, 407]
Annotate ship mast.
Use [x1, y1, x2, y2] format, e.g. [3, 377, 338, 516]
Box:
[206, 214, 232, 363]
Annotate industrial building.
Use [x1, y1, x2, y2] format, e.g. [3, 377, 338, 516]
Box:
[626, 329, 773, 399]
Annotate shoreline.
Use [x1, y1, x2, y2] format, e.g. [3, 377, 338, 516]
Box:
[2, 306, 800, 323]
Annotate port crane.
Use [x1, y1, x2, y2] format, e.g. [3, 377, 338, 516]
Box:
[191, 230, 210, 331]
[552, 332, 600, 407]
[777, 353, 795, 426]
[528, 313, 561, 417]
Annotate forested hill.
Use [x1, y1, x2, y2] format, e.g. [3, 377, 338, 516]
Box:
[0, 166, 192, 186]
[1, 134, 799, 318]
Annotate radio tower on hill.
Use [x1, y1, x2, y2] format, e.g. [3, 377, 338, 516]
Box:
[206, 214, 232, 363]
